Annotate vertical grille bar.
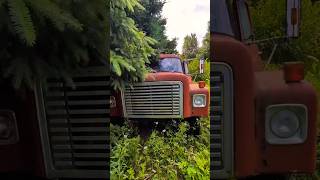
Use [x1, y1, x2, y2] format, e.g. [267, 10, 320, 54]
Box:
[211, 62, 233, 179]
[36, 66, 109, 179]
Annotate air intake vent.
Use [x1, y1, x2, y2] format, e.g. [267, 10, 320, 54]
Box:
[123, 81, 183, 118]
[36, 66, 109, 179]
[211, 72, 224, 170]
[211, 62, 233, 179]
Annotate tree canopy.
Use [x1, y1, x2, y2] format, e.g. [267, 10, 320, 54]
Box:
[182, 33, 199, 59]
[110, 0, 180, 90]
[0, 0, 109, 89]
[130, 0, 178, 55]
[110, 0, 157, 90]
[186, 24, 210, 84]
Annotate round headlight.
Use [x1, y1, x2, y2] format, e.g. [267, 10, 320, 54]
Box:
[270, 110, 300, 138]
[193, 94, 206, 107]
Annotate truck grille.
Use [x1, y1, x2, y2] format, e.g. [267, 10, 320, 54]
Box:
[36, 66, 109, 179]
[123, 81, 183, 118]
[212, 72, 224, 170]
[211, 63, 233, 179]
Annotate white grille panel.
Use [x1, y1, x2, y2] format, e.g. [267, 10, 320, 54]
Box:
[36, 66, 109, 179]
[211, 63, 233, 179]
[123, 81, 183, 118]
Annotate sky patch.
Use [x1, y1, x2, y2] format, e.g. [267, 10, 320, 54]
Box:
[162, 0, 210, 53]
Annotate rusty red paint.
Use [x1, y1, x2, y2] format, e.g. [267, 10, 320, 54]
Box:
[212, 34, 257, 177]
[212, 32, 318, 177]
[111, 72, 209, 120]
[255, 71, 317, 174]
[0, 83, 45, 177]
[159, 54, 180, 59]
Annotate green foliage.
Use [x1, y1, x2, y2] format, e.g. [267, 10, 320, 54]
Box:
[8, 0, 35, 46]
[182, 33, 199, 59]
[186, 24, 210, 84]
[110, 118, 210, 179]
[160, 37, 179, 54]
[130, 0, 178, 55]
[26, 0, 83, 32]
[197, 32, 210, 60]
[110, 0, 156, 90]
[250, 0, 320, 64]
[188, 58, 210, 84]
[6, 0, 83, 46]
[0, 0, 108, 89]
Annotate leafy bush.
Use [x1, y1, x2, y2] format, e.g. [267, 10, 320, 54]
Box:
[187, 58, 210, 84]
[110, 0, 156, 90]
[110, 118, 210, 179]
[0, 0, 109, 89]
[251, 0, 320, 64]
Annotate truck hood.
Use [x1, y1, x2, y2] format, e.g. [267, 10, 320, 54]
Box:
[145, 72, 192, 83]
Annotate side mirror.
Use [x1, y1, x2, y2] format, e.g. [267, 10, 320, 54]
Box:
[183, 61, 189, 74]
[287, 0, 301, 38]
[199, 58, 204, 74]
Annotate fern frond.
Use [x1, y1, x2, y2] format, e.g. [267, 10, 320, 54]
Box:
[8, 0, 36, 46]
[25, 0, 83, 32]
[111, 51, 137, 77]
[112, 59, 122, 76]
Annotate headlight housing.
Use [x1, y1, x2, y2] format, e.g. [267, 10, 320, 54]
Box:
[265, 104, 307, 144]
[193, 94, 206, 107]
[0, 110, 19, 145]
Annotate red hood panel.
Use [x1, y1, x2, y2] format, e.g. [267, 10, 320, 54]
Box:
[145, 72, 192, 83]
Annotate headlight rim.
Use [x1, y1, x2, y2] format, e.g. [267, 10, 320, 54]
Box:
[265, 104, 308, 145]
[192, 94, 206, 108]
[0, 110, 19, 145]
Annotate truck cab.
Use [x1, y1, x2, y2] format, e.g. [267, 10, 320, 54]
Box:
[211, 0, 317, 179]
[111, 54, 209, 125]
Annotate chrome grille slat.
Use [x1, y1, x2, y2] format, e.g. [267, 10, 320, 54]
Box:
[211, 63, 233, 179]
[125, 103, 179, 107]
[126, 106, 180, 110]
[123, 81, 183, 118]
[36, 66, 109, 178]
[125, 88, 180, 92]
[126, 84, 180, 89]
[125, 97, 180, 101]
[126, 92, 180, 96]
[67, 90, 110, 96]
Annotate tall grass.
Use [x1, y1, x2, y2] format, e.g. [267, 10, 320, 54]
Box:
[110, 118, 210, 179]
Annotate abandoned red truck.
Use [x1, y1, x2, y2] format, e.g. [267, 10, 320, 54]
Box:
[0, 65, 109, 179]
[110, 54, 209, 130]
[212, 0, 318, 179]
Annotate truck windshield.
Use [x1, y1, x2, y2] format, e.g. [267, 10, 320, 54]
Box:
[159, 58, 183, 73]
[211, 0, 234, 36]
